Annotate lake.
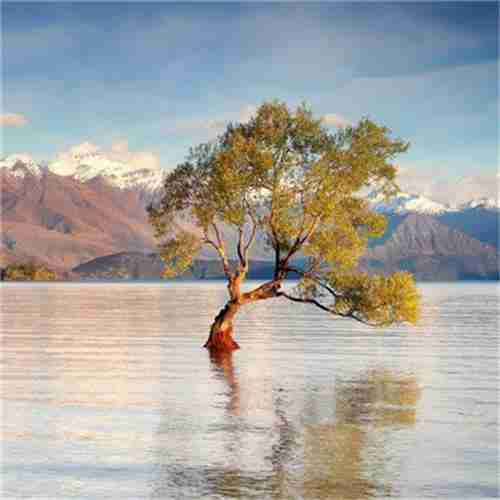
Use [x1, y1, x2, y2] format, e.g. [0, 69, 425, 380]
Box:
[1, 281, 498, 499]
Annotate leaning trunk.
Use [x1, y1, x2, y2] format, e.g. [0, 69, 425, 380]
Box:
[204, 301, 241, 351]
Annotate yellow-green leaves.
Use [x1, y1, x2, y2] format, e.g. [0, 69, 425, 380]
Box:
[305, 224, 365, 271]
[150, 100, 419, 332]
[158, 231, 201, 279]
[329, 271, 420, 326]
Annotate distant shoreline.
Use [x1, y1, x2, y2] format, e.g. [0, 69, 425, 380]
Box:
[1, 278, 498, 285]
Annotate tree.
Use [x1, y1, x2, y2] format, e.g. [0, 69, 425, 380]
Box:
[148, 101, 420, 351]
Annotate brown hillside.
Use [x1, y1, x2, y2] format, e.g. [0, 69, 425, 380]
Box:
[1, 169, 154, 270]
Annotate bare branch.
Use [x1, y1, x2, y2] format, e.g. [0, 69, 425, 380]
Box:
[278, 291, 387, 327]
[204, 225, 233, 279]
[202, 236, 220, 253]
[273, 243, 281, 280]
[237, 227, 245, 269]
[211, 222, 225, 249]
[242, 279, 282, 303]
[277, 291, 332, 314]
[282, 267, 342, 298]
[243, 220, 258, 262]
[339, 311, 386, 327]
[280, 215, 321, 270]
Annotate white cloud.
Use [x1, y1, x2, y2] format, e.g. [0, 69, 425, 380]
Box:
[168, 104, 258, 137]
[108, 139, 162, 171]
[321, 113, 351, 128]
[170, 118, 227, 135]
[397, 164, 499, 206]
[0, 113, 28, 127]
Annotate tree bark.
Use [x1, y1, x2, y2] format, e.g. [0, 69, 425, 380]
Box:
[204, 277, 282, 351]
[204, 300, 241, 351]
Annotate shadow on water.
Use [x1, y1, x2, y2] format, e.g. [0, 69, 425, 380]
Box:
[209, 350, 241, 417]
[304, 370, 421, 499]
[150, 350, 421, 499]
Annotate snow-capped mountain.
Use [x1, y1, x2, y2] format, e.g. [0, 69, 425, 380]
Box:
[368, 190, 450, 215]
[0, 154, 43, 178]
[48, 143, 166, 193]
[1, 151, 497, 216]
[1, 152, 498, 278]
[459, 197, 500, 211]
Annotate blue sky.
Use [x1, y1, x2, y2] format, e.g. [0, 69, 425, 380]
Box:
[1, 2, 498, 201]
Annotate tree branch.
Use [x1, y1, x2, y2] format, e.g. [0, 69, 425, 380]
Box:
[281, 267, 342, 299]
[277, 291, 332, 313]
[273, 242, 281, 280]
[278, 291, 385, 327]
[204, 224, 233, 279]
[237, 227, 245, 269]
[241, 279, 282, 303]
[243, 219, 258, 262]
[211, 222, 225, 250]
[280, 215, 321, 270]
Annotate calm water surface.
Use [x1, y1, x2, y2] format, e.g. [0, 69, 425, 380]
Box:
[1, 282, 498, 499]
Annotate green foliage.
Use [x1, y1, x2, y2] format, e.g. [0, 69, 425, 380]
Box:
[149, 100, 420, 327]
[4, 262, 57, 281]
[328, 271, 420, 326]
[158, 231, 202, 278]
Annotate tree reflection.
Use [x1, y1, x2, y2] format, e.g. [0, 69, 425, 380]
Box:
[304, 370, 421, 499]
[209, 350, 241, 416]
[151, 355, 421, 499]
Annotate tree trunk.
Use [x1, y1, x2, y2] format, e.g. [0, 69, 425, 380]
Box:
[204, 301, 241, 351]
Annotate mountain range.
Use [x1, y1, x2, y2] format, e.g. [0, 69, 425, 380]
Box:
[1, 152, 498, 280]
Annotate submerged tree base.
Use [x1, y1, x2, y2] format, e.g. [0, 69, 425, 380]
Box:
[204, 327, 240, 352]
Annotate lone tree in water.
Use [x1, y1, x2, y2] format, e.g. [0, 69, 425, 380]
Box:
[148, 101, 420, 352]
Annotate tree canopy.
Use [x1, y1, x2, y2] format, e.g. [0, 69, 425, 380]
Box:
[148, 101, 419, 335]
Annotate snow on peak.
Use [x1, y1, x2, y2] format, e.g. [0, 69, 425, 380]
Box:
[460, 197, 500, 211]
[368, 190, 450, 215]
[48, 142, 166, 192]
[0, 154, 43, 177]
